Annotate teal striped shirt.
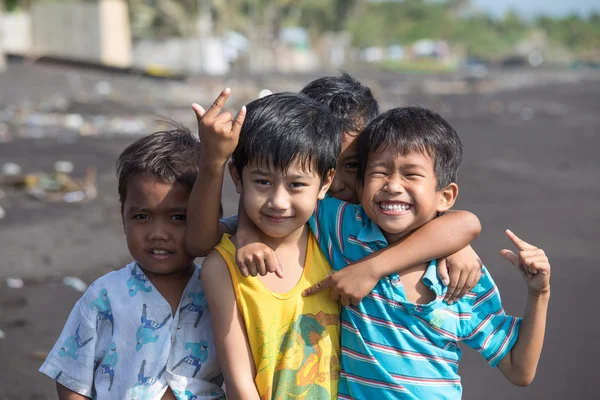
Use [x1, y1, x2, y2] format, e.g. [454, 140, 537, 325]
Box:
[308, 196, 521, 399]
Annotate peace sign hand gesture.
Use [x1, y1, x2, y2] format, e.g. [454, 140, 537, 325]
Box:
[500, 230, 551, 297]
[192, 88, 246, 167]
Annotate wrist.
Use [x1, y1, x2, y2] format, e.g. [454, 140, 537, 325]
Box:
[200, 157, 228, 172]
[528, 287, 550, 300]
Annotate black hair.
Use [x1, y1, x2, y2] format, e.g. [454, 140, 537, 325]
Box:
[232, 92, 341, 183]
[116, 122, 204, 206]
[357, 107, 463, 190]
[301, 73, 379, 134]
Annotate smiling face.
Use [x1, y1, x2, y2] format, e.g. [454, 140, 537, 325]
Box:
[231, 160, 333, 241]
[121, 175, 194, 277]
[358, 149, 457, 244]
[328, 131, 360, 204]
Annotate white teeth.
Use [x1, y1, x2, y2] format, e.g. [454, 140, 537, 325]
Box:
[380, 203, 410, 212]
[152, 249, 168, 254]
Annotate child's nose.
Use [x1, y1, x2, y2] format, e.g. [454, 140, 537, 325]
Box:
[385, 175, 404, 194]
[148, 220, 170, 241]
[268, 187, 290, 210]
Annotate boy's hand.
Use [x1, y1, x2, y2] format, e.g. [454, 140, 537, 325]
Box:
[192, 87, 246, 167]
[438, 245, 483, 305]
[235, 242, 283, 279]
[500, 229, 551, 296]
[302, 261, 380, 306]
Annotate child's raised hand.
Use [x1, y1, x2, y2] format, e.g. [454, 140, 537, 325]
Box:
[192, 88, 246, 166]
[235, 242, 283, 278]
[500, 229, 551, 296]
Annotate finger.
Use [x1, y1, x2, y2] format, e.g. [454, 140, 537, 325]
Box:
[231, 105, 247, 138]
[246, 258, 258, 277]
[235, 253, 249, 277]
[302, 276, 333, 297]
[255, 255, 267, 276]
[215, 111, 233, 126]
[330, 287, 341, 302]
[500, 249, 519, 267]
[204, 88, 231, 119]
[505, 229, 535, 251]
[457, 268, 479, 300]
[191, 103, 206, 120]
[264, 251, 283, 278]
[340, 295, 351, 307]
[437, 258, 450, 286]
[444, 268, 461, 303]
[450, 271, 469, 303]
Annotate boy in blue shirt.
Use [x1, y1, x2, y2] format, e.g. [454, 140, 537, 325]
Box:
[302, 107, 551, 398]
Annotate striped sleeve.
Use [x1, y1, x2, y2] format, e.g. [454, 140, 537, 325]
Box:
[461, 266, 522, 367]
[309, 196, 361, 271]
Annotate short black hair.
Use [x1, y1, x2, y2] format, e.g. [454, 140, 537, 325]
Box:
[301, 73, 379, 134]
[232, 92, 341, 183]
[116, 122, 202, 206]
[357, 107, 463, 190]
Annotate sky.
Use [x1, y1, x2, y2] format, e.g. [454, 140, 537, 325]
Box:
[471, 0, 600, 18]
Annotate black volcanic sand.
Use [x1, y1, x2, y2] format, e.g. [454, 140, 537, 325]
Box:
[0, 62, 598, 399]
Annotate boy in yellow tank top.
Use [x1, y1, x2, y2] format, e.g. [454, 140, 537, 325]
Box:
[197, 91, 342, 399]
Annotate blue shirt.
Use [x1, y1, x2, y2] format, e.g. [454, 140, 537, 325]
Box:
[40, 262, 225, 399]
[309, 196, 522, 399]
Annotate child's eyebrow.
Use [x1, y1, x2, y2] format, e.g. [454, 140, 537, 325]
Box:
[169, 207, 187, 213]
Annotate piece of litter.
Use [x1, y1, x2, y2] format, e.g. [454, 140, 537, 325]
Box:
[55, 161, 75, 174]
[1, 162, 22, 176]
[63, 191, 86, 203]
[258, 89, 272, 98]
[31, 351, 49, 360]
[6, 278, 24, 289]
[0, 328, 5, 340]
[63, 276, 88, 292]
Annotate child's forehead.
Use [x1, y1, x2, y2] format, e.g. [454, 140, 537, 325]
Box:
[124, 175, 190, 207]
[367, 146, 435, 167]
[244, 158, 320, 178]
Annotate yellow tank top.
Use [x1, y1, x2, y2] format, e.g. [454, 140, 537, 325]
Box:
[215, 232, 340, 400]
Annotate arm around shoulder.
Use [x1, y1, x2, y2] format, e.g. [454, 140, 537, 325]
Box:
[201, 251, 260, 400]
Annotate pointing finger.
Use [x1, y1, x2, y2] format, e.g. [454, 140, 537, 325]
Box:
[505, 229, 534, 251]
[302, 275, 333, 297]
[204, 88, 231, 119]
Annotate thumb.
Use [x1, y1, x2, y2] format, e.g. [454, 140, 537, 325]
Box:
[302, 275, 333, 297]
[500, 249, 519, 267]
[437, 258, 450, 286]
[192, 103, 206, 120]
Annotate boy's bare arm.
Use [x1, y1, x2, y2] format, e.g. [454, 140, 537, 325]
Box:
[497, 230, 551, 386]
[201, 251, 260, 400]
[56, 383, 89, 399]
[304, 210, 482, 306]
[186, 89, 246, 257]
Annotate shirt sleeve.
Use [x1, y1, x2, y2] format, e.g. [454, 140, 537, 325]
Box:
[39, 290, 99, 397]
[460, 266, 522, 367]
[219, 214, 239, 234]
[309, 196, 362, 271]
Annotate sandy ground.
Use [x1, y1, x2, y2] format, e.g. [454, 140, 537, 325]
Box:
[0, 62, 598, 399]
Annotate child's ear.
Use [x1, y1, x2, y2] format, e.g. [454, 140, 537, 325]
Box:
[318, 169, 336, 200]
[437, 182, 458, 213]
[228, 161, 243, 195]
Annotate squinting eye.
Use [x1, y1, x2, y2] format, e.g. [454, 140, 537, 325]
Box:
[133, 214, 149, 220]
[171, 214, 187, 221]
[345, 162, 358, 170]
[255, 179, 271, 186]
[290, 182, 306, 188]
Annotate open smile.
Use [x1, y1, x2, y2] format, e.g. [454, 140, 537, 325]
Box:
[147, 248, 174, 261]
[377, 201, 412, 216]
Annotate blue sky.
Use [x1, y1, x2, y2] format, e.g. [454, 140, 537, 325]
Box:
[471, 0, 600, 17]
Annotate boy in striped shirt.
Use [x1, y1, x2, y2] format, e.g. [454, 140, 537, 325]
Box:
[304, 107, 551, 399]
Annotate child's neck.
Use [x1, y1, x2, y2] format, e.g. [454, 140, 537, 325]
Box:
[142, 264, 195, 315]
[258, 223, 309, 251]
